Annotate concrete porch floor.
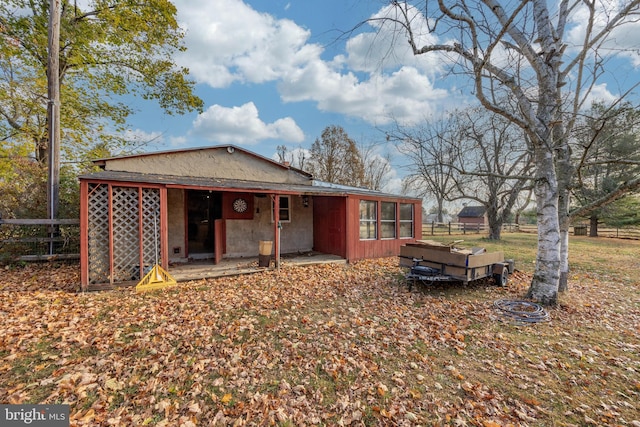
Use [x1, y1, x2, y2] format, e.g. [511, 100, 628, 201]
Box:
[86, 252, 346, 291]
[168, 251, 346, 282]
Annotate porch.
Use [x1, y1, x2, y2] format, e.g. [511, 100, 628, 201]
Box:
[86, 251, 346, 291]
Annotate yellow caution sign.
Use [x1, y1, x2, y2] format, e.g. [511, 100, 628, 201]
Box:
[135, 264, 177, 292]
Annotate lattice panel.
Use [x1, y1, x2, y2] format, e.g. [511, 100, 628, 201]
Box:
[141, 188, 161, 271]
[88, 184, 110, 284]
[112, 187, 141, 282]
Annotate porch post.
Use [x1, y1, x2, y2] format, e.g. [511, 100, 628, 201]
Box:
[160, 187, 169, 267]
[108, 183, 114, 286]
[80, 180, 89, 291]
[273, 194, 280, 268]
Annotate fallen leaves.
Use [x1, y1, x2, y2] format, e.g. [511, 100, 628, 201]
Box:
[0, 258, 638, 426]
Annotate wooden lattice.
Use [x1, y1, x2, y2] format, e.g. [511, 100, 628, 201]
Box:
[141, 189, 161, 270]
[112, 187, 140, 282]
[87, 184, 161, 284]
[88, 184, 110, 284]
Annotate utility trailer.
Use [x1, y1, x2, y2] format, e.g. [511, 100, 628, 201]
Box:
[399, 240, 511, 289]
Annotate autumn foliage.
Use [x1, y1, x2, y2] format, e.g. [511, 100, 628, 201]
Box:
[1, 257, 638, 426]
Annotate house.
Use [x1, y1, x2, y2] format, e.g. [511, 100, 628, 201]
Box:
[423, 213, 454, 224]
[457, 205, 487, 229]
[78, 145, 422, 290]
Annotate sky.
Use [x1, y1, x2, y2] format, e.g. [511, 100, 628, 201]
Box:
[123, 0, 465, 195]
[123, 0, 640, 198]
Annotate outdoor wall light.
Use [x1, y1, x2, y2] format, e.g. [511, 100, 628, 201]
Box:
[302, 196, 309, 207]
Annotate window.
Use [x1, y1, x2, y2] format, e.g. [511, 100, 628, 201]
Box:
[271, 195, 291, 222]
[399, 203, 414, 238]
[359, 200, 377, 240]
[381, 202, 396, 239]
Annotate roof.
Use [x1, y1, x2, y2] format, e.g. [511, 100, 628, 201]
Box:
[457, 205, 487, 217]
[78, 170, 421, 201]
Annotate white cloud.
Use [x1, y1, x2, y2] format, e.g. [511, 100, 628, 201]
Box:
[168, 135, 187, 147]
[340, 4, 442, 76]
[173, 0, 451, 128]
[280, 64, 448, 125]
[123, 129, 164, 144]
[191, 102, 305, 145]
[582, 83, 619, 107]
[565, 0, 640, 67]
[174, 0, 321, 88]
[270, 146, 310, 169]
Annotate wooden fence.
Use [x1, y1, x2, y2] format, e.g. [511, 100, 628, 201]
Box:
[0, 219, 80, 263]
[1, 218, 638, 264]
[421, 222, 640, 240]
[421, 222, 524, 237]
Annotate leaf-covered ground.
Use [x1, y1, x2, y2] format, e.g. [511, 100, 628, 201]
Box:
[1, 257, 639, 426]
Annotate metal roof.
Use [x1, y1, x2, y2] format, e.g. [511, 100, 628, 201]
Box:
[78, 170, 420, 201]
[457, 205, 487, 217]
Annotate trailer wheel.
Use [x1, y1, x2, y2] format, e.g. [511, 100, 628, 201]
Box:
[494, 268, 509, 287]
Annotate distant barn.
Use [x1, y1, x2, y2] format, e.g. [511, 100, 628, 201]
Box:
[457, 205, 487, 229]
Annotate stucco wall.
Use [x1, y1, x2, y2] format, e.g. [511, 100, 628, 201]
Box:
[224, 195, 314, 257]
[167, 189, 187, 263]
[103, 148, 310, 185]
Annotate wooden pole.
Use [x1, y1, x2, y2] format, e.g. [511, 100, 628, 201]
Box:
[47, 0, 61, 254]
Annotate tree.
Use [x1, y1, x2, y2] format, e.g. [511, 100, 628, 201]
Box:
[391, 118, 457, 223]
[276, 144, 309, 171]
[307, 125, 368, 187]
[377, 0, 640, 304]
[0, 0, 203, 216]
[392, 107, 533, 239]
[278, 135, 392, 190]
[448, 108, 533, 239]
[361, 144, 393, 191]
[571, 102, 640, 236]
[0, 156, 78, 219]
[600, 195, 640, 229]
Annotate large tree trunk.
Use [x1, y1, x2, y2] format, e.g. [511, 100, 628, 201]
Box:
[486, 204, 502, 240]
[558, 224, 570, 292]
[488, 220, 502, 240]
[437, 199, 444, 223]
[557, 136, 572, 293]
[527, 150, 560, 305]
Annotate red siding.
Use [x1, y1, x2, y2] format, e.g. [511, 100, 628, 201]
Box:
[346, 196, 421, 262]
[459, 217, 484, 225]
[222, 192, 254, 220]
[313, 196, 347, 257]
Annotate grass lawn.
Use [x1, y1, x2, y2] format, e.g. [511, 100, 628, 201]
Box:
[0, 232, 638, 426]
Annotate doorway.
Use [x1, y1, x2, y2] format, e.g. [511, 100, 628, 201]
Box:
[187, 190, 222, 258]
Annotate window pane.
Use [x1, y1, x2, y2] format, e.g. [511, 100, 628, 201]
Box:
[381, 222, 396, 239]
[399, 203, 414, 238]
[359, 200, 377, 239]
[360, 222, 375, 239]
[360, 200, 376, 220]
[400, 203, 413, 221]
[381, 202, 396, 220]
[272, 195, 291, 222]
[400, 222, 413, 238]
